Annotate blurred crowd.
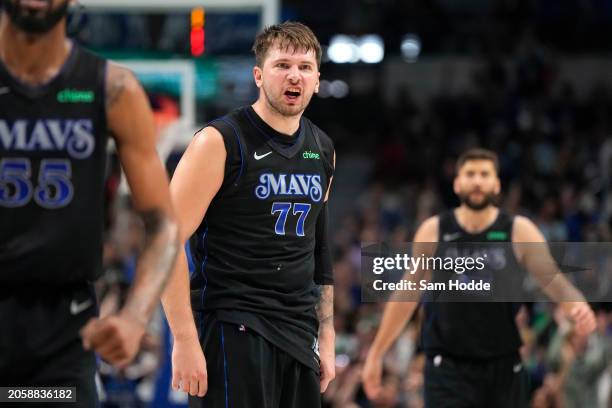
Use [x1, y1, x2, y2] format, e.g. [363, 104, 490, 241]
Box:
[318, 28, 612, 408]
[287, 0, 612, 54]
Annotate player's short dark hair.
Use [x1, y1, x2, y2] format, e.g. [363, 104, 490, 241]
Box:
[252, 21, 322, 68]
[456, 148, 500, 174]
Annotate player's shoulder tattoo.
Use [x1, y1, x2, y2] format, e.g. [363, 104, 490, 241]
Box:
[105, 64, 135, 110]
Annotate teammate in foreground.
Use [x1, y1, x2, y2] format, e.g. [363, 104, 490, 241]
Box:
[0, 1, 179, 405]
[162, 21, 336, 408]
[362, 148, 596, 407]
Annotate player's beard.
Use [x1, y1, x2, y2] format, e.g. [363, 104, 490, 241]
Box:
[262, 84, 311, 118]
[2, 0, 69, 34]
[459, 190, 497, 211]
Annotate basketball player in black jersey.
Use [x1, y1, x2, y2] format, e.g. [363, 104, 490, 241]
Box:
[0, 1, 179, 406]
[161, 22, 335, 407]
[362, 148, 596, 407]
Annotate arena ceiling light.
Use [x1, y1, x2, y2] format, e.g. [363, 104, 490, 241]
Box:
[358, 35, 384, 64]
[329, 80, 349, 98]
[401, 34, 421, 62]
[328, 34, 385, 64]
[317, 80, 331, 98]
[317, 80, 350, 98]
[327, 35, 360, 64]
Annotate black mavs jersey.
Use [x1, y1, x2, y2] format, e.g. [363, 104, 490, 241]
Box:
[421, 210, 523, 359]
[0, 44, 108, 286]
[188, 106, 334, 371]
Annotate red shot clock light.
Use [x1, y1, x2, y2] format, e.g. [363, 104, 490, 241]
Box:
[190, 7, 205, 57]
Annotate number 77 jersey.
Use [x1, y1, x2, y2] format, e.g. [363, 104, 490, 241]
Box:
[0, 46, 109, 286]
[187, 106, 334, 370]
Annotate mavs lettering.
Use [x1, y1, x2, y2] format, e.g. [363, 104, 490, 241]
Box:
[0, 119, 95, 159]
[255, 173, 323, 202]
[0, 119, 95, 209]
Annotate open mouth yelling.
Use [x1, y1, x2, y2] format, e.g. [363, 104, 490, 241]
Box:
[284, 87, 302, 103]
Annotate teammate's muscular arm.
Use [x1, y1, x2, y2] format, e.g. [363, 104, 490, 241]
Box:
[161, 126, 226, 397]
[318, 151, 336, 393]
[512, 216, 596, 336]
[362, 215, 439, 400]
[81, 63, 180, 368]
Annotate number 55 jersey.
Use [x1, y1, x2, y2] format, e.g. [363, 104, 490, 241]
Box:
[0, 45, 108, 287]
[188, 106, 334, 372]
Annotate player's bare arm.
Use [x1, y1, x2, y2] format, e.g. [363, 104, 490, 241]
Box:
[317, 284, 334, 392]
[161, 126, 226, 397]
[81, 63, 180, 368]
[362, 215, 439, 400]
[512, 215, 596, 336]
[316, 286, 334, 331]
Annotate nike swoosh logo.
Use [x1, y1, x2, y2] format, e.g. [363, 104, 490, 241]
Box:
[254, 151, 273, 160]
[0, 87, 10, 95]
[70, 299, 93, 315]
[442, 232, 462, 242]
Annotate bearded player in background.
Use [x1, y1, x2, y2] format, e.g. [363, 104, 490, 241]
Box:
[363, 148, 596, 408]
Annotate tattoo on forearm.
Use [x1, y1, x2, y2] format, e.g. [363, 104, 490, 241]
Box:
[316, 285, 334, 328]
[123, 209, 179, 326]
[105, 68, 128, 109]
[141, 209, 164, 245]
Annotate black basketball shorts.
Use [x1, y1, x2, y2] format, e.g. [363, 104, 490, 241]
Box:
[0, 283, 99, 408]
[189, 313, 321, 408]
[424, 352, 529, 408]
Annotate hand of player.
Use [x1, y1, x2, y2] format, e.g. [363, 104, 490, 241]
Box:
[171, 336, 208, 397]
[80, 311, 146, 368]
[319, 330, 336, 393]
[361, 352, 383, 400]
[567, 302, 596, 337]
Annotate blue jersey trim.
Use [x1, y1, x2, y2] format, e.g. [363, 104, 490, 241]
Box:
[221, 323, 229, 408]
[199, 220, 209, 335]
[185, 241, 195, 279]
